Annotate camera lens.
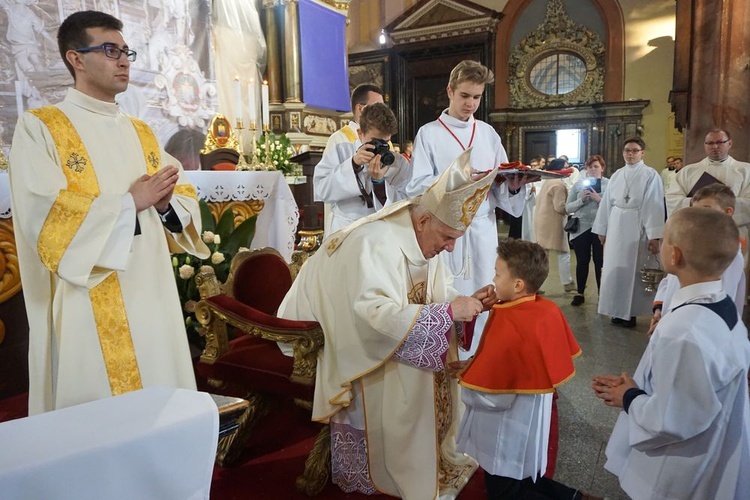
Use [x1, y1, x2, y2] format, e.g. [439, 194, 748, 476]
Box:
[380, 150, 395, 165]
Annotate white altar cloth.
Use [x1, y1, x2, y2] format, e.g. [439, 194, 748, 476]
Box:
[0, 387, 218, 500]
[186, 170, 299, 262]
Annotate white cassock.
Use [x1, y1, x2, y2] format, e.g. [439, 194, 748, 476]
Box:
[654, 247, 746, 317]
[313, 137, 410, 233]
[10, 89, 209, 414]
[319, 122, 360, 235]
[665, 155, 750, 264]
[592, 161, 664, 319]
[278, 208, 477, 499]
[407, 110, 525, 358]
[604, 281, 750, 500]
[521, 181, 540, 242]
[457, 390, 551, 480]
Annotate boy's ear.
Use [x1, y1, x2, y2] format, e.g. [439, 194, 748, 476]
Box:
[670, 245, 684, 267]
[357, 129, 365, 141]
[725, 207, 735, 216]
[513, 278, 525, 293]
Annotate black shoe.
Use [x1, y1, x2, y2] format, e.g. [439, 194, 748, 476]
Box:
[571, 295, 585, 306]
[612, 317, 636, 328]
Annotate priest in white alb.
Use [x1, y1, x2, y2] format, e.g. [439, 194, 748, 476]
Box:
[278, 149, 498, 499]
[665, 128, 750, 264]
[9, 11, 209, 414]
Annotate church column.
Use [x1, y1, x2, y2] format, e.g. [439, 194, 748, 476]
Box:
[283, 0, 302, 103]
[263, 0, 283, 104]
[672, 0, 750, 162]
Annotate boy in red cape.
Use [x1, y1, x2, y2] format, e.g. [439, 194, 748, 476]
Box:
[456, 238, 591, 499]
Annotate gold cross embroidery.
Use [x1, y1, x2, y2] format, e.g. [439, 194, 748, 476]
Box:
[147, 152, 159, 170]
[66, 152, 87, 173]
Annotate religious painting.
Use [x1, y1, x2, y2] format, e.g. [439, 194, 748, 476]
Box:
[348, 52, 390, 105]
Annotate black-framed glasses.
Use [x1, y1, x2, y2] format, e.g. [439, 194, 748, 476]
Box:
[75, 43, 137, 62]
[623, 148, 643, 154]
[704, 139, 730, 146]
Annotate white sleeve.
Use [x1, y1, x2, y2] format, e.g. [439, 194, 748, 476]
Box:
[313, 143, 362, 203]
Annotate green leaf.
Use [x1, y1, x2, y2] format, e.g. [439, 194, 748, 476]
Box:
[199, 200, 215, 232]
[222, 215, 257, 255]
[215, 207, 235, 241]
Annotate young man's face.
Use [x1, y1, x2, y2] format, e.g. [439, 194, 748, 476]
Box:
[622, 142, 645, 165]
[493, 257, 520, 302]
[69, 27, 131, 102]
[447, 80, 484, 121]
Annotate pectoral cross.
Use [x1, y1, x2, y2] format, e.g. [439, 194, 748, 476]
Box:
[624, 194, 630, 203]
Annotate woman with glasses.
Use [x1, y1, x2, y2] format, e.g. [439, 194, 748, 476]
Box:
[592, 138, 665, 328]
[566, 155, 610, 306]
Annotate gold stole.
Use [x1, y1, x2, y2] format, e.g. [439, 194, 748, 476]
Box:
[30, 106, 169, 396]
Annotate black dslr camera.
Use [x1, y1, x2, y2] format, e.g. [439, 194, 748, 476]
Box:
[367, 138, 395, 166]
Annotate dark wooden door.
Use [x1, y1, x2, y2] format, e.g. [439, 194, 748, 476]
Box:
[524, 131, 556, 163]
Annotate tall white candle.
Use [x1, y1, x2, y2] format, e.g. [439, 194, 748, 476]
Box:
[247, 78, 257, 127]
[261, 80, 270, 130]
[233, 76, 242, 121]
[14, 80, 23, 116]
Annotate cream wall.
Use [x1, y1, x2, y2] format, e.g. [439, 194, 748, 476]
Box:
[620, 0, 677, 168]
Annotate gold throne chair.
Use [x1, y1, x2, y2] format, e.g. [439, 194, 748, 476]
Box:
[194, 247, 329, 495]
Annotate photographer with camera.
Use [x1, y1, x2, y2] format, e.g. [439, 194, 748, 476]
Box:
[314, 102, 410, 233]
[565, 155, 610, 306]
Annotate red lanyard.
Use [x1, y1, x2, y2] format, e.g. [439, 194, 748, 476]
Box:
[438, 117, 476, 151]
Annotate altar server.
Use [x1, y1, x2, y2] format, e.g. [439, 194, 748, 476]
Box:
[407, 60, 534, 358]
[592, 137, 664, 328]
[9, 11, 209, 414]
[593, 208, 750, 500]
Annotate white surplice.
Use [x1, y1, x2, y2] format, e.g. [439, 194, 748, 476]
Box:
[407, 110, 525, 358]
[665, 155, 750, 264]
[457, 390, 552, 480]
[604, 281, 750, 500]
[278, 208, 476, 499]
[313, 137, 410, 233]
[10, 89, 209, 414]
[592, 161, 664, 319]
[320, 121, 360, 235]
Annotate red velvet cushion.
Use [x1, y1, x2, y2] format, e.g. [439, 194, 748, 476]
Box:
[205, 295, 319, 331]
[196, 335, 314, 401]
[232, 253, 294, 315]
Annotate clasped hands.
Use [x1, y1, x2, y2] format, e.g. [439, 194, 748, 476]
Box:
[592, 372, 638, 408]
[129, 165, 179, 213]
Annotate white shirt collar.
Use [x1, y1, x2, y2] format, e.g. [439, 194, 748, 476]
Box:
[668, 279, 724, 312]
[66, 88, 120, 117]
[439, 109, 475, 129]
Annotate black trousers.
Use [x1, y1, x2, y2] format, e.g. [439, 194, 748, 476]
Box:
[484, 472, 582, 500]
[569, 229, 603, 295]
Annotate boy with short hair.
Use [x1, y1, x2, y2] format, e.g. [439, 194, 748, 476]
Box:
[594, 208, 750, 499]
[314, 102, 409, 233]
[456, 238, 587, 499]
[649, 183, 746, 335]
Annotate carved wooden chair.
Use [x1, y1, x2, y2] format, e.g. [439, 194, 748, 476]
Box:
[194, 247, 329, 495]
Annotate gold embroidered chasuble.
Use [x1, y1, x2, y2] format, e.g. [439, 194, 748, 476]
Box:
[278, 209, 476, 498]
[9, 89, 208, 414]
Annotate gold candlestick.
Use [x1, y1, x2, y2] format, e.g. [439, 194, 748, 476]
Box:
[263, 124, 276, 171]
[234, 118, 251, 171]
[248, 121, 262, 170]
